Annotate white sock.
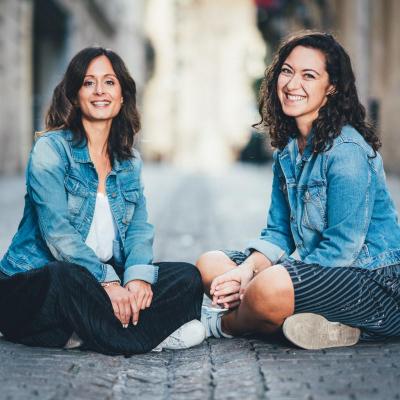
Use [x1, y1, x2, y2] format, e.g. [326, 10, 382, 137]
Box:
[217, 315, 233, 339]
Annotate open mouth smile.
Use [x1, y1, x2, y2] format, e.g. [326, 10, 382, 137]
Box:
[91, 100, 111, 107]
[285, 92, 306, 102]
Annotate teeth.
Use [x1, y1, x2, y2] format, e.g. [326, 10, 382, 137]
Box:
[287, 94, 305, 101]
[92, 101, 110, 106]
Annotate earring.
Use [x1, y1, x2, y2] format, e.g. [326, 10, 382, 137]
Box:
[121, 97, 124, 104]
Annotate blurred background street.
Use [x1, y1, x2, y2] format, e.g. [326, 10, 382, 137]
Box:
[1, 0, 400, 174]
[1, 0, 400, 399]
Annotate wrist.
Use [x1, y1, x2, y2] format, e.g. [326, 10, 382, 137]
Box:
[101, 281, 121, 288]
[239, 260, 258, 278]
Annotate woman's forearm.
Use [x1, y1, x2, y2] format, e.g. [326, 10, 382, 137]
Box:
[240, 251, 273, 276]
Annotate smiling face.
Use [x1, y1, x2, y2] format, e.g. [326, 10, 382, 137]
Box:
[277, 45, 333, 134]
[77, 55, 123, 124]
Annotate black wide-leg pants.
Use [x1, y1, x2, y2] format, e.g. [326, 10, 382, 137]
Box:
[0, 261, 203, 355]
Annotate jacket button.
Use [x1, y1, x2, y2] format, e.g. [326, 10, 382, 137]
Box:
[305, 191, 310, 200]
[296, 242, 303, 248]
[290, 215, 295, 222]
[112, 192, 117, 198]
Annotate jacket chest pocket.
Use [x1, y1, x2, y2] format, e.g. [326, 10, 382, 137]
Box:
[302, 184, 327, 233]
[64, 175, 88, 216]
[121, 189, 139, 226]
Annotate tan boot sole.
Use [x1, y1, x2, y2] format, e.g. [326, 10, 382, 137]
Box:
[282, 313, 361, 350]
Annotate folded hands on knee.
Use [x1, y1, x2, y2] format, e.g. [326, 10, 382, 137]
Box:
[104, 280, 153, 328]
[210, 262, 254, 309]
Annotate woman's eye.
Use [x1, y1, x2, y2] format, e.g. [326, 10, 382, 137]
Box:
[83, 80, 95, 87]
[105, 80, 115, 85]
[304, 73, 316, 79]
[281, 67, 292, 75]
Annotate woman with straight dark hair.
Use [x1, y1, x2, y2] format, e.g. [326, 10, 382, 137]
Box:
[0, 47, 205, 355]
[198, 32, 400, 349]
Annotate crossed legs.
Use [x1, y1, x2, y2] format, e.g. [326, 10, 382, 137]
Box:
[196, 251, 295, 336]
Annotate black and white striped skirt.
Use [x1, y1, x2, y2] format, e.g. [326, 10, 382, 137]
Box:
[223, 250, 400, 341]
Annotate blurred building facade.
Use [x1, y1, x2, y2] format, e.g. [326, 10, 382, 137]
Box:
[141, 0, 266, 170]
[0, 0, 146, 174]
[1, 0, 399, 175]
[255, 0, 400, 174]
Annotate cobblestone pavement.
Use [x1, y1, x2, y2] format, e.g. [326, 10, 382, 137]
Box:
[1, 163, 400, 400]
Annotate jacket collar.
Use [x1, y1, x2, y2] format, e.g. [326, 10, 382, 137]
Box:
[64, 130, 91, 163]
[66, 130, 133, 171]
[300, 134, 314, 162]
[279, 131, 315, 163]
[113, 157, 134, 172]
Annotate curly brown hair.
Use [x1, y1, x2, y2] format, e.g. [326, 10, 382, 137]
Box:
[44, 47, 141, 161]
[256, 31, 381, 153]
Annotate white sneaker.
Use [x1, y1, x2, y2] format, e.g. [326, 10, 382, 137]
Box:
[64, 332, 83, 349]
[152, 320, 206, 351]
[201, 305, 232, 338]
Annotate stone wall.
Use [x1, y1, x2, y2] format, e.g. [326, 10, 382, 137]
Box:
[330, 0, 400, 174]
[0, 0, 146, 175]
[0, 0, 33, 174]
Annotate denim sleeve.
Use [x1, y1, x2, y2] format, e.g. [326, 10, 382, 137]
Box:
[123, 162, 157, 286]
[27, 137, 119, 283]
[245, 154, 295, 264]
[303, 142, 376, 267]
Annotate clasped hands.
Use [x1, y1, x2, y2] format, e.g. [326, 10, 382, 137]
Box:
[210, 261, 255, 309]
[103, 280, 153, 328]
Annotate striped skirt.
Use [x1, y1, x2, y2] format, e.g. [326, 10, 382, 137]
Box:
[223, 250, 400, 341]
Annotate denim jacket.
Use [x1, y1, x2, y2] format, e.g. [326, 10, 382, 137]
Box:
[0, 130, 158, 285]
[246, 125, 400, 269]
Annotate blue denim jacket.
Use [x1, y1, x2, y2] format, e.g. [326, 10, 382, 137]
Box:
[246, 125, 400, 269]
[0, 130, 158, 285]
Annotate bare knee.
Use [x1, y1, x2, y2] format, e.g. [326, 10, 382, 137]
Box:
[196, 250, 236, 293]
[243, 266, 294, 326]
[196, 250, 220, 271]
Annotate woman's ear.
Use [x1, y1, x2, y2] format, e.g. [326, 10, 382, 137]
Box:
[327, 85, 336, 96]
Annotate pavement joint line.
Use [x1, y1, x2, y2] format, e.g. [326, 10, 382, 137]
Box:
[206, 339, 216, 400]
[164, 348, 174, 400]
[250, 339, 270, 399]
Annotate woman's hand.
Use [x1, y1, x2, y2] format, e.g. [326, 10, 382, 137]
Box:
[125, 280, 153, 320]
[210, 262, 254, 309]
[103, 284, 139, 328]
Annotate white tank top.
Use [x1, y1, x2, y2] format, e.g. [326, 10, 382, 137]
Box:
[85, 192, 117, 262]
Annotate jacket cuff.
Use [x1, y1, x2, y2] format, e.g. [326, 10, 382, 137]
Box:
[102, 264, 121, 283]
[123, 264, 159, 286]
[244, 239, 286, 264]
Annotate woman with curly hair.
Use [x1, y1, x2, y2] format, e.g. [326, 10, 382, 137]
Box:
[198, 32, 400, 349]
[0, 47, 205, 355]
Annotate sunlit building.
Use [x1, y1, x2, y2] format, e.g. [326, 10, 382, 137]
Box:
[141, 0, 266, 170]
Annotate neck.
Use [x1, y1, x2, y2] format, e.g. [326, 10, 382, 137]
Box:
[82, 119, 112, 156]
[295, 110, 318, 138]
[296, 120, 312, 138]
[296, 117, 315, 155]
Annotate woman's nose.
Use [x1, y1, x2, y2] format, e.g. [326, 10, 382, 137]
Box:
[95, 83, 104, 95]
[286, 74, 301, 90]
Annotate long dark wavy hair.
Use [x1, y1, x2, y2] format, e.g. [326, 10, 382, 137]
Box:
[44, 47, 141, 161]
[256, 32, 381, 153]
